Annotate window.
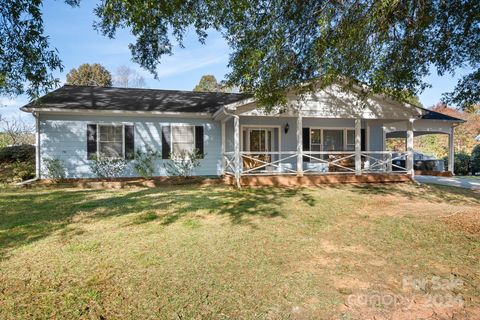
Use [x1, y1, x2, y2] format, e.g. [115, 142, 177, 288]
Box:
[346, 130, 355, 151]
[310, 129, 322, 152]
[241, 127, 278, 152]
[309, 128, 358, 152]
[172, 125, 195, 154]
[99, 125, 124, 158]
[323, 130, 344, 151]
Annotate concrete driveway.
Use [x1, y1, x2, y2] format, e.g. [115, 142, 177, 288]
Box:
[415, 175, 480, 190]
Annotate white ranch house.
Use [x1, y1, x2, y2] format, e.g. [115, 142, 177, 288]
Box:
[21, 85, 462, 185]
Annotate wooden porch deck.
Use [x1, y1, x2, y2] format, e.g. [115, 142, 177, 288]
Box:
[224, 173, 412, 187]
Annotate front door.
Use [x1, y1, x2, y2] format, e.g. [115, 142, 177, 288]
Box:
[248, 128, 272, 152]
[242, 127, 277, 171]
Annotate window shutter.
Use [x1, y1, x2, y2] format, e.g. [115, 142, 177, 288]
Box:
[361, 129, 366, 151]
[161, 125, 171, 159]
[124, 125, 135, 160]
[87, 124, 97, 160]
[302, 127, 310, 162]
[195, 125, 204, 158]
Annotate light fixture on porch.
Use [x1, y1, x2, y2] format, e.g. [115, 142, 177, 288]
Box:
[284, 123, 290, 134]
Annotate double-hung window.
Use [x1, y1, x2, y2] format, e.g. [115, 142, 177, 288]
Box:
[172, 125, 195, 154]
[161, 124, 204, 159]
[345, 130, 355, 151]
[310, 129, 322, 152]
[309, 128, 356, 152]
[99, 125, 124, 158]
[87, 124, 134, 160]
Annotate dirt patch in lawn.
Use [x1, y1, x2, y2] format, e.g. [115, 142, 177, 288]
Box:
[441, 209, 480, 235]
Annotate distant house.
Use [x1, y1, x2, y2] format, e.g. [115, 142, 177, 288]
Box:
[21, 84, 463, 185]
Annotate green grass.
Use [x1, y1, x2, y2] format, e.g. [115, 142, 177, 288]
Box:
[0, 183, 479, 319]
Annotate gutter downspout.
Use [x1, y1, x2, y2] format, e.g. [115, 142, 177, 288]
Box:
[222, 107, 241, 188]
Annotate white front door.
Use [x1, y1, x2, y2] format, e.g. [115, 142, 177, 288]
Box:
[242, 128, 276, 152]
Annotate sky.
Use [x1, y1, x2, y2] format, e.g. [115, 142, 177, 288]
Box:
[0, 0, 472, 124]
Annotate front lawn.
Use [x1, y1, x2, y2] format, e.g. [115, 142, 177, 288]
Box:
[0, 183, 479, 319]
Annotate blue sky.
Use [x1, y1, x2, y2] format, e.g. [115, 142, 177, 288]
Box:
[0, 0, 471, 123]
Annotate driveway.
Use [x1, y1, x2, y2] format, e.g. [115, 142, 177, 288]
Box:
[415, 175, 480, 190]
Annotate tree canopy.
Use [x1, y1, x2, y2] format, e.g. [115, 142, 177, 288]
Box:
[0, 0, 79, 98]
[1, 0, 479, 109]
[387, 103, 480, 157]
[193, 75, 231, 92]
[66, 63, 112, 87]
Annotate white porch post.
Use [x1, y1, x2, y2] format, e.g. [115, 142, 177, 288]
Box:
[448, 126, 455, 175]
[406, 118, 415, 177]
[221, 120, 226, 174]
[296, 114, 303, 177]
[233, 115, 241, 187]
[355, 118, 362, 175]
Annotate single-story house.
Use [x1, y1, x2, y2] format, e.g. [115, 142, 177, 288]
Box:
[21, 84, 463, 185]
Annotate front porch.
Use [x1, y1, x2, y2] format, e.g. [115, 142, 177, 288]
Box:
[221, 116, 418, 182]
[214, 86, 460, 187]
[218, 114, 455, 187]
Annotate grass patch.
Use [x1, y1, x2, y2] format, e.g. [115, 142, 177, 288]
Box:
[0, 183, 478, 319]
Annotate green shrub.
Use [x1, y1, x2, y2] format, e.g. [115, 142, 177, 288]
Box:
[0, 145, 35, 163]
[164, 149, 203, 178]
[43, 158, 66, 180]
[453, 152, 471, 176]
[133, 147, 160, 178]
[88, 155, 128, 178]
[471, 144, 480, 175]
[12, 160, 35, 182]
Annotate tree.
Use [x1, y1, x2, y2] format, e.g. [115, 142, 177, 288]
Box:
[0, 0, 79, 98]
[405, 95, 423, 108]
[93, 0, 479, 110]
[193, 75, 231, 92]
[66, 63, 112, 87]
[471, 144, 480, 175]
[414, 103, 480, 158]
[0, 115, 35, 146]
[114, 65, 146, 88]
[2, 1, 479, 110]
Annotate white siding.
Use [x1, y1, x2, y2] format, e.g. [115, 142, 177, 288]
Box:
[39, 114, 222, 178]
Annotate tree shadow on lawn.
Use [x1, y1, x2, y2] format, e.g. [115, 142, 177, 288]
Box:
[331, 183, 480, 205]
[0, 186, 314, 259]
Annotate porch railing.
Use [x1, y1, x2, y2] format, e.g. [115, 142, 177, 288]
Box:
[223, 151, 410, 176]
[303, 151, 356, 173]
[223, 151, 298, 176]
[361, 151, 408, 173]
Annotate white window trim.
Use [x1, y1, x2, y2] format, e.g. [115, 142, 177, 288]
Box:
[96, 123, 125, 159]
[309, 127, 356, 152]
[240, 125, 282, 153]
[170, 124, 196, 155]
[345, 129, 355, 151]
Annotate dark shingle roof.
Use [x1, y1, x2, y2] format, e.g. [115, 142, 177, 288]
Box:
[420, 108, 465, 122]
[21, 85, 252, 113]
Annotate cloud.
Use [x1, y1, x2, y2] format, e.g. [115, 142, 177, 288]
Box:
[155, 55, 228, 78]
[152, 36, 230, 79]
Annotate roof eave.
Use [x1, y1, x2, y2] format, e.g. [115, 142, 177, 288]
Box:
[21, 107, 214, 118]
